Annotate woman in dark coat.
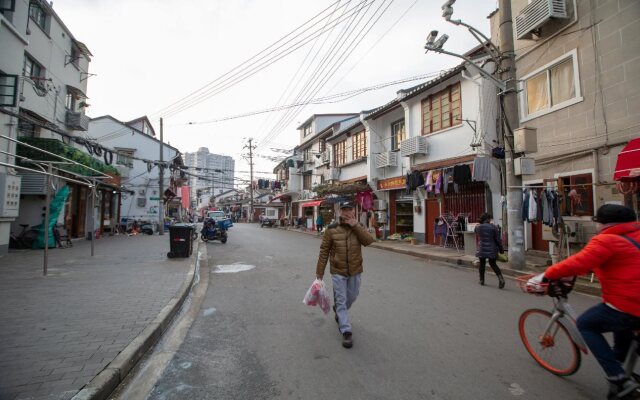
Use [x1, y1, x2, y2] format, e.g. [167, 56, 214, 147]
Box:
[474, 213, 505, 288]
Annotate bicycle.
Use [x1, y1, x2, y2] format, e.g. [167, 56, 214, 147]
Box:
[9, 224, 38, 249]
[517, 274, 639, 381]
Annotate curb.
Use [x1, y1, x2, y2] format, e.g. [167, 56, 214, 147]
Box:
[71, 241, 202, 400]
[368, 243, 602, 297]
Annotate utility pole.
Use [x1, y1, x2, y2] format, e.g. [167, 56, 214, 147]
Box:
[499, 0, 525, 269]
[243, 138, 256, 222]
[158, 118, 164, 236]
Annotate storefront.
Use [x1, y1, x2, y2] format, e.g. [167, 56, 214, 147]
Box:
[376, 176, 408, 236]
[301, 199, 323, 229]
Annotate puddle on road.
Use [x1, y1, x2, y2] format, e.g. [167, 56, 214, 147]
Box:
[212, 263, 256, 273]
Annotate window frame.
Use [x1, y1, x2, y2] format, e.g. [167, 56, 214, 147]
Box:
[519, 49, 583, 122]
[352, 130, 367, 160]
[28, 1, 47, 32]
[421, 82, 462, 135]
[333, 140, 346, 167]
[0, 72, 18, 107]
[302, 123, 312, 137]
[23, 53, 45, 87]
[0, 0, 16, 13]
[303, 173, 312, 190]
[390, 119, 405, 151]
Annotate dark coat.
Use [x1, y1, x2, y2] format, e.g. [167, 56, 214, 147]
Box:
[474, 222, 504, 259]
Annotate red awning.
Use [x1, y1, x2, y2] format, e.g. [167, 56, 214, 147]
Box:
[614, 137, 640, 181]
[301, 200, 323, 208]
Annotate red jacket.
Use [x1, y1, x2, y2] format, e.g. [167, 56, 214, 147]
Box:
[544, 222, 640, 317]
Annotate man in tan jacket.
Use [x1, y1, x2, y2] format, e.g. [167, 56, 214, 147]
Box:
[316, 201, 375, 348]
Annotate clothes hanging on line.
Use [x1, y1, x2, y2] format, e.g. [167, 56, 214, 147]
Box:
[424, 170, 433, 192]
[442, 167, 454, 194]
[472, 157, 491, 182]
[453, 164, 472, 185]
[355, 191, 373, 211]
[405, 170, 425, 194]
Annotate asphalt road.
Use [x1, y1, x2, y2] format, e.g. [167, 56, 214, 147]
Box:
[126, 223, 606, 399]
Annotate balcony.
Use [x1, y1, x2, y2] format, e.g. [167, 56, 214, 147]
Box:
[65, 110, 90, 131]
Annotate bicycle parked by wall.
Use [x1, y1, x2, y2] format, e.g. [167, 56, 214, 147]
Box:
[9, 224, 38, 249]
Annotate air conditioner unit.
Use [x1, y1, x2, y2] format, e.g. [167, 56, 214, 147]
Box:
[375, 151, 398, 168]
[400, 136, 428, 157]
[138, 189, 146, 195]
[515, 0, 568, 40]
[17, 172, 46, 195]
[373, 199, 387, 210]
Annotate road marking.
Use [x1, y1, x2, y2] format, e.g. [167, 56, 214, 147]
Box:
[203, 307, 216, 316]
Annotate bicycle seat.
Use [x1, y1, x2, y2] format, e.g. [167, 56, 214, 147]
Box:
[19, 224, 29, 228]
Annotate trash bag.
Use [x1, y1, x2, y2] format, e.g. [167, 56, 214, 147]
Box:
[303, 279, 331, 314]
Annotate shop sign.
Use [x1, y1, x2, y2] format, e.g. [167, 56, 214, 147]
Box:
[377, 176, 406, 190]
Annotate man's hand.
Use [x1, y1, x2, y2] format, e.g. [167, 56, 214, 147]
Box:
[344, 218, 358, 227]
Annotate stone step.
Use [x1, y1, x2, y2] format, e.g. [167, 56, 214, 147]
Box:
[526, 249, 551, 259]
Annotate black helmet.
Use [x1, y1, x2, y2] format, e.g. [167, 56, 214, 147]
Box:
[592, 204, 636, 224]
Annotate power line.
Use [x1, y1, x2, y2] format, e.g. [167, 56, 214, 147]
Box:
[156, 0, 376, 119]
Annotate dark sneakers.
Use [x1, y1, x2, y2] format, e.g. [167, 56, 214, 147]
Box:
[342, 332, 353, 348]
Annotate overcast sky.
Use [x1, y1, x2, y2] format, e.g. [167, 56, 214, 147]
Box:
[51, 0, 497, 183]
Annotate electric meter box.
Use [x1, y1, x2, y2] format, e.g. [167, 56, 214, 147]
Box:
[514, 127, 538, 153]
[0, 173, 21, 218]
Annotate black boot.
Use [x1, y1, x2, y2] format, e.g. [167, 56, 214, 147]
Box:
[498, 274, 505, 289]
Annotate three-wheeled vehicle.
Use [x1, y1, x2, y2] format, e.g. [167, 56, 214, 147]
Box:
[200, 218, 229, 243]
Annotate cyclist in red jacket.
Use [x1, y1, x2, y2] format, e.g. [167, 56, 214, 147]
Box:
[530, 204, 640, 399]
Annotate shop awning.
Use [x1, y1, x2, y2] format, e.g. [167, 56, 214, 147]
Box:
[614, 137, 640, 181]
[301, 200, 323, 208]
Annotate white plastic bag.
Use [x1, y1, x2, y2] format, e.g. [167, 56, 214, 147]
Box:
[303, 279, 331, 314]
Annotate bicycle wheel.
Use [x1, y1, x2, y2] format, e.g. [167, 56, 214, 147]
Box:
[519, 308, 581, 376]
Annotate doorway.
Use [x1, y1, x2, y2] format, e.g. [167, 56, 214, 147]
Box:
[425, 198, 439, 244]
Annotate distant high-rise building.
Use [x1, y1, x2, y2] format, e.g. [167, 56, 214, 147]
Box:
[184, 148, 235, 208]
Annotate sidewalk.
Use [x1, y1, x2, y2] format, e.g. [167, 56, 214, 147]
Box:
[0, 233, 200, 400]
[278, 225, 602, 296]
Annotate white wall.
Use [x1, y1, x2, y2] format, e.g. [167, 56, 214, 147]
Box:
[88, 117, 178, 221]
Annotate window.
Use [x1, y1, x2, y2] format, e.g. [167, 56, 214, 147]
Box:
[65, 92, 77, 111]
[1, 0, 16, 13]
[18, 119, 39, 137]
[303, 173, 312, 190]
[391, 120, 405, 151]
[116, 149, 135, 167]
[303, 148, 312, 162]
[559, 173, 593, 217]
[0, 73, 18, 107]
[23, 54, 45, 87]
[29, 1, 47, 31]
[422, 82, 461, 135]
[319, 139, 326, 153]
[352, 130, 367, 159]
[302, 123, 312, 137]
[333, 140, 346, 166]
[520, 50, 581, 120]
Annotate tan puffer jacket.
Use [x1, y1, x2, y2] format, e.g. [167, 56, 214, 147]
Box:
[316, 222, 375, 277]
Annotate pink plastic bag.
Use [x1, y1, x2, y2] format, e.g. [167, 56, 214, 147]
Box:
[303, 279, 331, 314]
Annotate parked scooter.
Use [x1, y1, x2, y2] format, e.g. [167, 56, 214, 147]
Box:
[200, 218, 228, 243]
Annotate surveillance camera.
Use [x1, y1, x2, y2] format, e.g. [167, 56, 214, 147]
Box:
[425, 30, 438, 45]
[432, 34, 449, 50]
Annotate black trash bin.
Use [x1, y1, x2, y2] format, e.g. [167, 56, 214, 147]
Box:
[167, 224, 194, 258]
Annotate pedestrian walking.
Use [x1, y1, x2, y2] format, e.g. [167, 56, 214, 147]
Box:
[315, 201, 375, 348]
[474, 212, 505, 288]
[316, 213, 324, 235]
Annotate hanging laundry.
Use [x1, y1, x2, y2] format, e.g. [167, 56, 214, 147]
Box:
[442, 167, 454, 194]
[472, 157, 491, 182]
[424, 170, 433, 192]
[355, 191, 373, 211]
[541, 190, 550, 226]
[527, 189, 538, 222]
[405, 172, 412, 195]
[522, 190, 530, 222]
[434, 170, 443, 195]
[536, 190, 543, 222]
[453, 164, 472, 185]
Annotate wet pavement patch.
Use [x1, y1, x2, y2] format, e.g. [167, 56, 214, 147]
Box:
[212, 264, 256, 273]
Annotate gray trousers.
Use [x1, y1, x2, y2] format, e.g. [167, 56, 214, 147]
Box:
[331, 273, 362, 334]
